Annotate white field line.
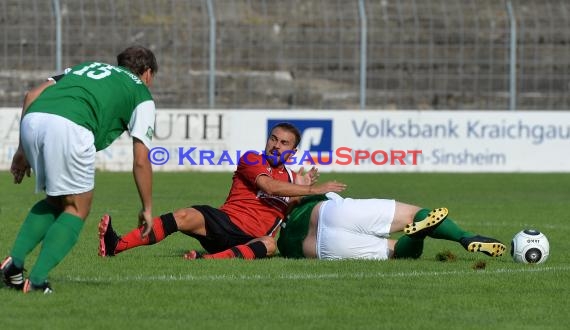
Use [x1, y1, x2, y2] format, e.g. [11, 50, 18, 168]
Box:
[472, 222, 565, 230]
[62, 265, 570, 283]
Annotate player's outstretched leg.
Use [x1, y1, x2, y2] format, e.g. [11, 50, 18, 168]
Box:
[404, 208, 448, 237]
[184, 238, 273, 260]
[460, 235, 506, 257]
[414, 209, 506, 257]
[99, 213, 179, 256]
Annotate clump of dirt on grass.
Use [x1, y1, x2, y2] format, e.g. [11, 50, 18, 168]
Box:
[435, 250, 457, 262]
[472, 260, 487, 270]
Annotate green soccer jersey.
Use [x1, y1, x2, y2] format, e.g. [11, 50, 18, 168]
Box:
[26, 61, 155, 151]
[277, 194, 329, 258]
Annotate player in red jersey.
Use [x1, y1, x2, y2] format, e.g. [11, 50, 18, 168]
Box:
[98, 122, 347, 260]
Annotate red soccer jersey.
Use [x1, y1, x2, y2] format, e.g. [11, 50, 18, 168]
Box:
[220, 152, 295, 237]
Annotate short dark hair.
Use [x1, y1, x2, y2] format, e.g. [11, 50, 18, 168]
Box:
[117, 46, 158, 76]
[270, 122, 302, 148]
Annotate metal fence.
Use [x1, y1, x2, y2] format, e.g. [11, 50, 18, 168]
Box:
[1, 0, 569, 110]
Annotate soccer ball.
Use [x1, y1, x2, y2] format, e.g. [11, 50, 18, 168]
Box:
[510, 229, 550, 264]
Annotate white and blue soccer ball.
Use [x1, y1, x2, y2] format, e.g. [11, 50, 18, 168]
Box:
[511, 229, 550, 264]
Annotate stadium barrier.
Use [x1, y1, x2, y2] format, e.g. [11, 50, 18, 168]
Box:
[1, 108, 569, 173]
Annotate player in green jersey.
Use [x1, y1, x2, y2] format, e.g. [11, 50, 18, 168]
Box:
[1, 46, 158, 293]
[277, 192, 506, 260]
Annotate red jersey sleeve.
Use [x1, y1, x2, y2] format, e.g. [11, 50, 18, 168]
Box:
[238, 152, 271, 186]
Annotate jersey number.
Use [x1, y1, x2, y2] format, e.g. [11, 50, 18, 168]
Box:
[72, 62, 116, 80]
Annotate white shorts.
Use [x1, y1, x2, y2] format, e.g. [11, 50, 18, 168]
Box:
[21, 112, 96, 195]
[316, 192, 396, 260]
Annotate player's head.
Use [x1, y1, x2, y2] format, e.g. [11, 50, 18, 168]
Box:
[117, 46, 158, 85]
[265, 122, 301, 167]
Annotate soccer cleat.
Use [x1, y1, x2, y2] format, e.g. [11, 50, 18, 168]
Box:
[183, 250, 204, 260]
[1, 256, 25, 290]
[23, 279, 53, 294]
[98, 214, 119, 257]
[404, 207, 449, 237]
[460, 235, 506, 257]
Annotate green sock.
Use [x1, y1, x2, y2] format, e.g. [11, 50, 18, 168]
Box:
[427, 212, 474, 242]
[393, 209, 431, 259]
[10, 200, 61, 268]
[414, 209, 430, 222]
[394, 235, 424, 259]
[29, 212, 84, 285]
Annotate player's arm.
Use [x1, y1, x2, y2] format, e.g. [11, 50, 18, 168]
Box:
[132, 137, 153, 237]
[257, 165, 333, 198]
[256, 175, 346, 197]
[128, 100, 156, 237]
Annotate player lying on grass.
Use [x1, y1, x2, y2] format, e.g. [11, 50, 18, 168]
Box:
[98, 122, 347, 260]
[277, 192, 506, 260]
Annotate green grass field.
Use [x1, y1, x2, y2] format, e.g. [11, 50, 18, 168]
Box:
[1, 171, 568, 329]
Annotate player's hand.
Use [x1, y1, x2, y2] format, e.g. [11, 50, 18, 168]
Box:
[306, 166, 320, 185]
[10, 148, 31, 184]
[295, 166, 320, 186]
[138, 209, 153, 238]
[310, 180, 347, 194]
[295, 167, 310, 185]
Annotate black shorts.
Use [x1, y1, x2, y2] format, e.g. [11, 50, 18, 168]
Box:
[190, 205, 256, 253]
